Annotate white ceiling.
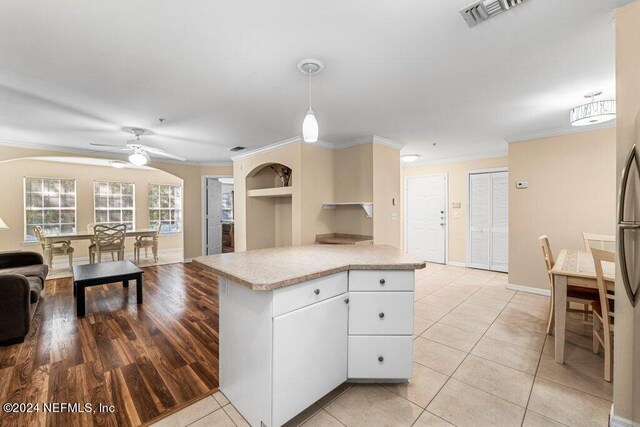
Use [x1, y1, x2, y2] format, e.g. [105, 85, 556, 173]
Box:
[0, 0, 631, 164]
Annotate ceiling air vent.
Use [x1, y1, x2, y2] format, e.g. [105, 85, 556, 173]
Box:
[460, 0, 528, 28]
[228, 146, 246, 152]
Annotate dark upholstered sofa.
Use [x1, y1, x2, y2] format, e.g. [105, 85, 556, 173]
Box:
[0, 252, 48, 345]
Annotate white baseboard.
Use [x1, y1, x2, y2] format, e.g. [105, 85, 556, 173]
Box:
[610, 404, 634, 427]
[506, 283, 551, 297]
[447, 261, 467, 268]
[184, 258, 193, 263]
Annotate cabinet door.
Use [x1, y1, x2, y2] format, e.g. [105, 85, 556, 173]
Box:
[272, 293, 348, 426]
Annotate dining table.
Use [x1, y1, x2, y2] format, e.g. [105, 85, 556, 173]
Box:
[551, 249, 615, 363]
[41, 228, 159, 268]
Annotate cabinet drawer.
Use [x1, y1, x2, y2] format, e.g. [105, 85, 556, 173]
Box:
[349, 270, 414, 292]
[348, 336, 413, 379]
[273, 272, 348, 317]
[349, 292, 413, 335]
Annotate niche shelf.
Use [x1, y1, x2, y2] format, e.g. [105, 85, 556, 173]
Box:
[248, 187, 293, 198]
[323, 202, 373, 218]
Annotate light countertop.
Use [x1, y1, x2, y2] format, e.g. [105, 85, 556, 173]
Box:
[193, 244, 426, 291]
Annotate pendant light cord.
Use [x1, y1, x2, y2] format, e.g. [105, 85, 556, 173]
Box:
[308, 69, 312, 110]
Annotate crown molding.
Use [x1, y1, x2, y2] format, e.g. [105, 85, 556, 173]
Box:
[0, 139, 232, 168]
[504, 121, 616, 144]
[229, 133, 404, 161]
[337, 135, 404, 150]
[402, 149, 508, 168]
[230, 136, 303, 161]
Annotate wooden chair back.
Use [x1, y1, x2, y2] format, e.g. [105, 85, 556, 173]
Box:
[591, 248, 616, 321]
[539, 235, 555, 287]
[582, 233, 615, 253]
[93, 224, 127, 249]
[33, 226, 45, 251]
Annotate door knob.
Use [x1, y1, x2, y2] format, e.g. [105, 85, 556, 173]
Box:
[378, 356, 384, 362]
[379, 279, 386, 286]
[314, 289, 320, 295]
[379, 312, 385, 319]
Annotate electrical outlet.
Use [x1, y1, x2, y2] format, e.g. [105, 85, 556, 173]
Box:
[516, 181, 528, 189]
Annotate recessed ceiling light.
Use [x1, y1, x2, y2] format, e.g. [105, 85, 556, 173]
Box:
[401, 154, 421, 162]
[109, 160, 126, 169]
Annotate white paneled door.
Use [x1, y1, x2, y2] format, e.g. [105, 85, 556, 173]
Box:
[205, 178, 222, 255]
[469, 170, 508, 272]
[406, 175, 447, 264]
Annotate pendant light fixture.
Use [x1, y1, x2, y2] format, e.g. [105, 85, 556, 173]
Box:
[570, 91, 616, 126]
[298, 59, 323, 143]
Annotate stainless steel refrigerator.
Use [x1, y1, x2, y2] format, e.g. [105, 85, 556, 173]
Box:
[615, 111, 640, 425]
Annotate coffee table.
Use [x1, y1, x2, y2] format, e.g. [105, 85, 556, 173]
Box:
[72, 260, 144, 317]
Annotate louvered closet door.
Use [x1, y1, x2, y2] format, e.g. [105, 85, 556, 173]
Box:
[469, 174, 491, 269]
[469, 171, 509, 272]
[490, 172, 509, 272]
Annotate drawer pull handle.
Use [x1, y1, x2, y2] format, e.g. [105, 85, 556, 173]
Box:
[379, 312, 385, 319]
[314, 289, 320, 295]
[379, 279, 386, 286]
[378, 356, 384, 362]
[344, 298, 350, 304]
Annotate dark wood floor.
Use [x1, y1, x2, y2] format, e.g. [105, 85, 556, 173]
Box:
[0, 263, 219, 427]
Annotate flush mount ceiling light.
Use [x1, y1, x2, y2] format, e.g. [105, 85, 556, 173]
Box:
[570, 91, 616, 126]
[109, 160, 126, 169]
[298, 59, 323, 143]
[401, 154, 421, 162]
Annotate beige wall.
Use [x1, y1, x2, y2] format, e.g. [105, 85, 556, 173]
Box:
[0, 159, 183, 257]
[613, 1, 640, 421]
[508, 127, 616, 290]
[334, 144, 374, 236]
[373, 143, 401, 247]
[300, 143, 336, 244]
[233, 139, 402, 251]
[402, 156, 509, 263]
[0, 144, 233, 259]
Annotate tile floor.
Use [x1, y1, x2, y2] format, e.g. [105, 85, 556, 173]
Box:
[152, 264, 612, 427]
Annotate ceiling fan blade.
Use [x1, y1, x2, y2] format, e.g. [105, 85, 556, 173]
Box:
[141, 146, 186, 161]
[90, 142, 125, 147]
[150, 151, 187, 161]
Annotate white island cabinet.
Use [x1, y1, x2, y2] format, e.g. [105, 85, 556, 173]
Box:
[194, 245, 425, 427]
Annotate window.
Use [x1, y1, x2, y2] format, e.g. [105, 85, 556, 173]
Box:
[24, 177, 76, 241]
[148, 184, 182, 233]
[94, 181, 135, 229]
[221, 183, 234, 221]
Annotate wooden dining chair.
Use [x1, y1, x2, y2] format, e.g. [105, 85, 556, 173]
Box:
[34, 226, 75, 270]
[90, 224, 127, 263]
[134, 222, 161, 263]
[590, 247, 616, 382]
[539, 235, 598, 335]
[582, 232, 616, 253]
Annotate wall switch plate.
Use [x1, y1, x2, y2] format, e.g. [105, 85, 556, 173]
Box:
[516, 181, 528, 189]
[391, 213, 398, 221]
[451, 201, 461, 208]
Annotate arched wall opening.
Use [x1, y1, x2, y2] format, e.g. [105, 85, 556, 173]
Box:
[245, 162, 294, 250]
[0, 155, 185, 276]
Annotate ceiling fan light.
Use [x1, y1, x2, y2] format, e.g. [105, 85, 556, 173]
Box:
[570, 99, 616, 126]
[129, 151, 148, 166]
[303, 109, 319, 143]
[401, 154, 421, 162]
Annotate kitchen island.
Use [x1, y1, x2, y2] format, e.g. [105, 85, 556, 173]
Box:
[194, 245, 425, 427]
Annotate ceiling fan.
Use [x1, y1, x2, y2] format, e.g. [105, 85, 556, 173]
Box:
[90, 128, 186, 166]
